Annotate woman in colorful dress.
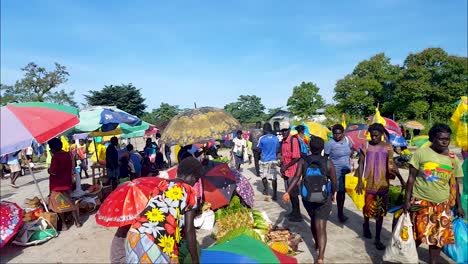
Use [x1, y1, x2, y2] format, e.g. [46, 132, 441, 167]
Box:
[325, 124, 352, 223]
[404, 124, 464, 264]
[356, 123, 405, 250]
[125, 157, 202, 263]
[47, 138, 81, 230]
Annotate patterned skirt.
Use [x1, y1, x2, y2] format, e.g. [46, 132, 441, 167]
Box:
[410, 197, 454, 248]
[48, 191, 76, 213]
[363, 191, 388, 218]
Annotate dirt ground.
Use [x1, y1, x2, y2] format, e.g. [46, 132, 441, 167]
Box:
[0, 148, 457, 263]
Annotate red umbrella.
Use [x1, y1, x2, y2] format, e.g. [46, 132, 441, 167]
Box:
[95, 177, 164, 227]
[0, 201, 24, 247]
[203, 164, 237, 210]
[368, 116, 402, 136]
[345, 123, 369, 151]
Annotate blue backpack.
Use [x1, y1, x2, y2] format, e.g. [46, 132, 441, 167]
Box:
[300, 155, 330, 203]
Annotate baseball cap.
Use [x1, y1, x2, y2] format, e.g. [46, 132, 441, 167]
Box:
[279, 121, 291, 130]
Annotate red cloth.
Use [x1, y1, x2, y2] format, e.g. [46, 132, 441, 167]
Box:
[281, 135, 301, 178]
[48, 151, 73, 192]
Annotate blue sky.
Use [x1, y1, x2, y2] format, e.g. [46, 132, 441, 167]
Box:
[1, 0, 466, 111]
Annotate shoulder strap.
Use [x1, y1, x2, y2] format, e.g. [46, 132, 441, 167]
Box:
[290, 135, 298, 152]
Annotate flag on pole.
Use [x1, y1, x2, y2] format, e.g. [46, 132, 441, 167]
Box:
[341, 113, 347, 130]
[373, 106, 386, 126]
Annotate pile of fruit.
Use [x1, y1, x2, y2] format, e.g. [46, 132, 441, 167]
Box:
[210, 194, 301, 256]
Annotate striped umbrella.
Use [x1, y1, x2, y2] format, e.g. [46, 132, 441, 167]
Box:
[1, 102, 79, 155]
[403, 121, 425, 130]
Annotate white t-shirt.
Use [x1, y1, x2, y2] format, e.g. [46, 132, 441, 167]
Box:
[26, 147, 33, 155]
[232, 137, 247, 157]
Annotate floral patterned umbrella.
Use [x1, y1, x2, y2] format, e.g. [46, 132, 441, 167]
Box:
[0, 201, 24, 247]
[231, 169, 254, 208]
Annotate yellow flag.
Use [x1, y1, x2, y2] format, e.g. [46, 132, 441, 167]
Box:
[373, 107, 386, 126]
[341, 113, 347, 130]
[60, 135, 70, 152]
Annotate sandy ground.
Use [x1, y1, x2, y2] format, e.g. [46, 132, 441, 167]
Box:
[0, 148, 457, 263]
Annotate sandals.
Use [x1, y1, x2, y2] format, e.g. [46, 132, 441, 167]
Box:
[374, 239, 385, 250]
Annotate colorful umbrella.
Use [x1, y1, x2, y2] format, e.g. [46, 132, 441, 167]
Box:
[1, 103, 80, 155]
[203, 164, 237, 210]
[389, 134, 408, 147]
[231, 169, 254, 208]
[95, 177, 164, 227]
[303, 121, 331, 141]
[403, 121, 425, 130]
[344, 123, 368, 151]
[0, 201, 24, 247]
[161, 107, 241, 146]
[74, 106, 142, 133]
[201, 235, 297, 263]
[368, 116, 402, 136]
[413, 135, 430, 148]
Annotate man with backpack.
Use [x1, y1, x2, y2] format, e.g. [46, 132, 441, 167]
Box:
[279, 121, 304, 222]
[282, 136, 337, 264]
[258, 123, 280, 200]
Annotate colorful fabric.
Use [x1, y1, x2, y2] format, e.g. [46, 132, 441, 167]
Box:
[48, 191, 76, 213]
[281, 135, 301, 178]
[126, 180, 198, 263]
[360, 143, 392, 194]
[410, 197, 454, 248]
[363, 191, 388, 218]
[232, 169, 254, 208]
[0, 201, 23, 248]
[409, 147, 463, 203]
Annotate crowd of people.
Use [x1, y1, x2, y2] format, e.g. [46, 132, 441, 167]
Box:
[1, 119, 465, 264]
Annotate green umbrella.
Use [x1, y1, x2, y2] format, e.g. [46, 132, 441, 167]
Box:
[121, 121, 152, 138]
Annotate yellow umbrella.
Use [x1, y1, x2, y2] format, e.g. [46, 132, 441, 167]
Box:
[161, 107, 241, 146]
[303, 121, 330, 141]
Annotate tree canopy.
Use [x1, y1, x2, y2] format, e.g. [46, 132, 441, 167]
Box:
[142, 103, 181, 126]
[85, 84, 146, 117]
[333, 49, 467, 121]
[287, 82, 325, 119]
[1, 62, 77, 107]
[224, 95, 266, 123]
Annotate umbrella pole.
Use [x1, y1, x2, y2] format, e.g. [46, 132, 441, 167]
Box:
[26, 159, 49, 212]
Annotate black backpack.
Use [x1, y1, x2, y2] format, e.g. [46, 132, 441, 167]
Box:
[300, 155, 330, 203]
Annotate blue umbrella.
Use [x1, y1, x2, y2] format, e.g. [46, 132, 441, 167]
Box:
[389, 134, 408, 147]
[100, 108, 141, 126]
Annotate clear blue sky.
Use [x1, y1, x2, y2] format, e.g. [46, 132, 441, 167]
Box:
[1, 0, 466, 111]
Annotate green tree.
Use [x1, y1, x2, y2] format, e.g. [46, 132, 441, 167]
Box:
[142, 103, 181, 125]
[334, 53, 399, 117]
[391, 48, 468, 120]
[287, 82, 325, 119]
[0, 62, 77, 107]
[224, 95, 265, 123]
[85, 84, 147, 117]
